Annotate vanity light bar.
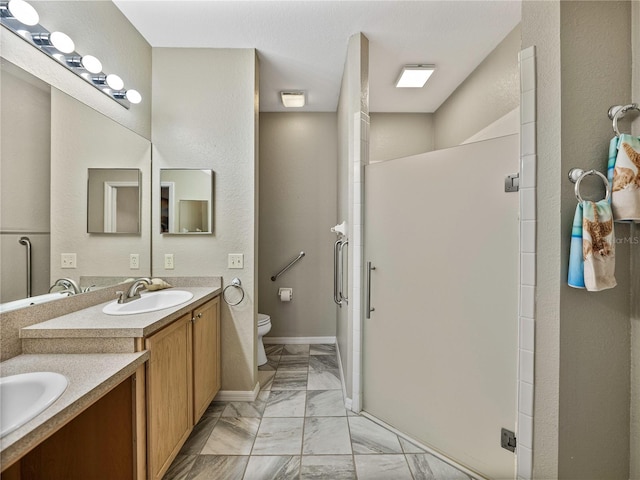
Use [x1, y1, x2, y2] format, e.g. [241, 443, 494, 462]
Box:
[0, 0, 142, 109]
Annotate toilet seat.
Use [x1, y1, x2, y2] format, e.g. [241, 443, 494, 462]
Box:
[258, 313, 271, 326]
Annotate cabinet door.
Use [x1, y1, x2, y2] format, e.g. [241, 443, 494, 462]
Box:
[192, 297, 221, 422]
[145, 314, 193, 480]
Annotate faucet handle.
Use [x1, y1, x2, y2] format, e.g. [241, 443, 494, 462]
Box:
[116, 291, 126, 304]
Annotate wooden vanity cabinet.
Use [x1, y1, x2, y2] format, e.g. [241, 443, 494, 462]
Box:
[144, 296, 221, 480]
[192, 296, 221, 423]
[145, 313, 193, 480]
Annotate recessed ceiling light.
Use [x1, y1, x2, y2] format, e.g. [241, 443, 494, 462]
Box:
[281, 91, 305, 108]
[395, 65, 435, 88]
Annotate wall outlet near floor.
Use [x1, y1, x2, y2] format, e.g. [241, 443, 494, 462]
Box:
[60, 253, 76, 269]
[164, 253, 175, 270]
[228, 253, 244, 269]
[130, 253, 140, 270]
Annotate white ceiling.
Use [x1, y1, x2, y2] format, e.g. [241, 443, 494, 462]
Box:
[114, 0, 521, 113]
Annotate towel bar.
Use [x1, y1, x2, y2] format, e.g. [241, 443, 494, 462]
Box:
[568, 168, 611, 203]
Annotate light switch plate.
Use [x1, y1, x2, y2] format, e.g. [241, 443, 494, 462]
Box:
[228, 253, 244, 269]
[61, 253, 76, 269]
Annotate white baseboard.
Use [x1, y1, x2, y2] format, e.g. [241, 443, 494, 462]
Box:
[214, 382, 259, 402]
[263, 336, 336, 345]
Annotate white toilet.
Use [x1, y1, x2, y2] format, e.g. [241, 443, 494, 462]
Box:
[257, 313, 272, 366]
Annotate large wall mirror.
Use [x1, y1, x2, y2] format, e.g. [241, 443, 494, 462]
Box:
[160, 169, 214, 234]
[0, 58, 151, 311]
[87, 168, 141, 234]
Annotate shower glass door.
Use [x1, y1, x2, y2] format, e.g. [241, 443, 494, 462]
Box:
[363, 134, 519, 479]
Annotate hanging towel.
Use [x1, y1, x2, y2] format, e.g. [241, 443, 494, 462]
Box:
[609, 133, 640, 222]
[568, 203, 585, 289]
[582, 200, 616, 291]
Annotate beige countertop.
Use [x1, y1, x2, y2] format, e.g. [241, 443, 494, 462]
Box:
[0, 351, 149, 468]
[20, 287, 221, 339]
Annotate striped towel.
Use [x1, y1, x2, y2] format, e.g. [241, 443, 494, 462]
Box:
[568, 203, 585, 289]
[568, 200, 617, 291]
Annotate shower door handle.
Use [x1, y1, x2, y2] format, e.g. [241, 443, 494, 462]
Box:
[333, 240, 342, 306]
[338, 240, 348, 304]
[366, 261, 376, 318]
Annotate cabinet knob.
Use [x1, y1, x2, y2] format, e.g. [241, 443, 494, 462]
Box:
[197, 313, 203, 318]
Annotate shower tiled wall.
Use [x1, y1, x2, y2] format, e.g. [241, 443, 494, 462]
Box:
[517, 45, 536, 480]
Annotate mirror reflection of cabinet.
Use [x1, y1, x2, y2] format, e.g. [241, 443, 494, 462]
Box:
[160, 169, 214, 234]
[87, 168, 141, 234]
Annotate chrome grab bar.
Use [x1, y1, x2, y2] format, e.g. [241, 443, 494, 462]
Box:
[366, 261, 376, 318]
[271, 251, 305, 281]
[19, 237, 32, 298]
[338, 240, 348, 303]
[333, 240, 342, 305]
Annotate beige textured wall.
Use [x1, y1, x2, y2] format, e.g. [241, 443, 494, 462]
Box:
[369, 113, 434, 162]
[433, 24, 521, 150]
[0, 63, 51, 301]
[258, 113, 338, 337]
[631, 3, 640, 478]
[3, 1, 151, 139]
[522, 1, 633, 478]
[557, 3, 631, 478]
[152, 48, 259, 392]
[50, 89, 151, 283]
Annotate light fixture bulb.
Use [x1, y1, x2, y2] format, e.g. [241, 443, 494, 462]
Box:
[7, 0, 39, 26]
[81, 55, 102, 74]
[105, 73, 124, 90]
[395, 65, 435, 88]
[125, 89, 142, 104]
[49, 31, 75, 54]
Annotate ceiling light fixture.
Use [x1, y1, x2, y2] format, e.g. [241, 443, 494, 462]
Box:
[281, 91, 305, 108]
[395, 65, 436, 88]
[67, 54, 103, 74]
[1, 0, 39, 26]
[0, 0, 142, 108]
[32, 31, 75, 53]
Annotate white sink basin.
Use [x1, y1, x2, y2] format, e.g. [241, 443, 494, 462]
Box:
[0, 372, 68, 438]
[102, 290, 194, 316]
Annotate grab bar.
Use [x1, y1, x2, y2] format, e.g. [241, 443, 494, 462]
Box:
[338, 240, 348, 303]
[366, 261, 376, 319]
[19, 236, 32, 298]
[333, 240, 342, 305]
[271, 251, 305, 281]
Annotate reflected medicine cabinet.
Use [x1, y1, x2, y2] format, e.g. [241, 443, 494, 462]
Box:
[160, 169, 214, 234]
[87, 168, 141, 234]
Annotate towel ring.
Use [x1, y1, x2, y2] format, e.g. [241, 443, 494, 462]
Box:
[222, 277, 245, 306]
[569, 169, 611, 203]
[611, 103, 640, 137]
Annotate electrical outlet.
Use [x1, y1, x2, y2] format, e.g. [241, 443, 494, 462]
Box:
[60, 253, 76, 269]
[164, 253, 174, 270]
[130, 253, 140, 270]
[228, 253, 244, 269]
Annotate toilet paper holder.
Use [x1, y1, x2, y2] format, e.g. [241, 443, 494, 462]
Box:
[278, 287, 293, 302]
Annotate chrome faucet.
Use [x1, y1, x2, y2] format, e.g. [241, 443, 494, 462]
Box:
[117, 277, 152, 304]
[49, 278, 82, 295]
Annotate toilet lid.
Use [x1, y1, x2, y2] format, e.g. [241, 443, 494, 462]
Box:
[258, 313, 270, 325]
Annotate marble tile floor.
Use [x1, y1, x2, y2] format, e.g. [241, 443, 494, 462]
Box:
[163, 343, 475, 480]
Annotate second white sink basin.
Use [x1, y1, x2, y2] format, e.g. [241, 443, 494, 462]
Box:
[102, 290, 194, 315]
[0, 372, 68, 438]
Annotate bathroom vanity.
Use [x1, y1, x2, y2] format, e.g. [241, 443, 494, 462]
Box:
[1, 285, 222, 480]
